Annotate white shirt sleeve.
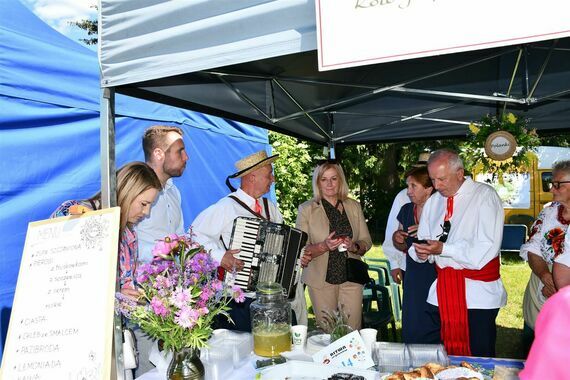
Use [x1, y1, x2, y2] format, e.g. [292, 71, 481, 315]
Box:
[191, 201, 234, 264]
[173, 185, 185, 235]
[382, 189, 409, 270]
[408, 195, 436, 264]
[519, 207, 550, 262]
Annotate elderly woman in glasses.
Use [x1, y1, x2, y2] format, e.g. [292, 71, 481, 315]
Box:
[520, 159, 570, 353]
[296, 161, 372, 330]
[391, 166, 439, 344]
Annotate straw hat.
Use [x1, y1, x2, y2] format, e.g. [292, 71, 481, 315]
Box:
[231, 150, 279, 178]
[412, 152, 431, 167]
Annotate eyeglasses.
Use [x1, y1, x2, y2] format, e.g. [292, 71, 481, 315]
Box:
[437, 220, 451, 243]
[549, 181, 570, 190]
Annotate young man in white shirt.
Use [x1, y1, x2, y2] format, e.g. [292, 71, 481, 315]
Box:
[409, 149, 507, 357]
[135, 125, 188, 262]
[132, 125, 188, 376]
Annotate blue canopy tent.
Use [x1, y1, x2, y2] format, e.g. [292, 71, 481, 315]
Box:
[0, 0, 271, 360]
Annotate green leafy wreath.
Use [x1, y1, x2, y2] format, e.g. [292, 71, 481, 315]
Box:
[465, 113, 540, 174]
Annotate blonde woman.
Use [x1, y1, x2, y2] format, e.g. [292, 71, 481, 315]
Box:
[52, 161, 162, 296]
[297, 161, 372, 330]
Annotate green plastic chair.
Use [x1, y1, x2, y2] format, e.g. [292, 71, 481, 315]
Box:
[362, 266, 387, 311]
[362, 277, 397, 341]
[365, 258, 402, 322]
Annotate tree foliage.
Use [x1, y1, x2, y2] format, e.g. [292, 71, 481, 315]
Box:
[70, 5, 98, 45]
[269, 132, 321, 225]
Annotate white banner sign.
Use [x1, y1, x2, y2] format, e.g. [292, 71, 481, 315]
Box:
[316, 0, 570, 71]
[0, 208, 120, 380]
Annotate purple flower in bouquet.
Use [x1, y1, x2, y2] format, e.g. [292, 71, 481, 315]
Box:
[115, 231, 245, 352]
[211, 280, 223, 292]
[185, 272, 201, 287]
[150, 296, 170, 317]
[232, 285, 246, 303]
[115, 292, 138, 319]
[175, 305, 199, 329]
[171, 288, 192, 308]
[154, 274, 174, 290]
[187, 252, 218, 274]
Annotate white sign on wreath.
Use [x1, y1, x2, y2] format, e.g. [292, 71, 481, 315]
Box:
[485, 131, 517, 161]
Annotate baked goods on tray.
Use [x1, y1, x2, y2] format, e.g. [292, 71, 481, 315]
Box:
[386, 361, 481, 380]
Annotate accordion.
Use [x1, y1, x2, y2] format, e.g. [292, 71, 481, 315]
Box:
[225, 216, 308, 298]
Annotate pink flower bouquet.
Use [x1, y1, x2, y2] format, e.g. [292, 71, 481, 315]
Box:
[116, 231, 244, 351]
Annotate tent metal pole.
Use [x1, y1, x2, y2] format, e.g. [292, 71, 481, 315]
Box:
[215, 74, 273, 122]
[532, 88, 570, 104]
[502, 48, 524, 114]
[522, 46, 530, 99]
[391, 87, 526, 104]
[100, 87, 117, 208]
[273, 48, 520, 123]
[333, 104, 465, 141]
[271, 79, 330, 138]
[527, 40, 558, 100]
[101, 86, 124, 380]
[327, 113, 336, 159]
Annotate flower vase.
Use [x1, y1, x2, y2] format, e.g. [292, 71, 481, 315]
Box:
[167, 347, 204, 380]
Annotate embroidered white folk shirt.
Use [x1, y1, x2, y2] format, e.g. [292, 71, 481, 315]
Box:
[409, 178, 507, 309]
[135, 179, 185, 263]
[520, 202, 570, 264]
[191, 188, 282, 264]
[382, 189, 411, 271]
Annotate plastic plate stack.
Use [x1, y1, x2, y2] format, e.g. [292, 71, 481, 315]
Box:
[201, 329, 253, 380]
[372, 342, 449, 374]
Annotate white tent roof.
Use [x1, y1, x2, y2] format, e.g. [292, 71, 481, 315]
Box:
[99, 0, 316, 87]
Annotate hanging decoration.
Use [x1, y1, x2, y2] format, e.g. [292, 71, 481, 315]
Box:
[466, 113, 540, 174]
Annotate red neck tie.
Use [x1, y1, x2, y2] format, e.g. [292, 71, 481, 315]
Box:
[254, 199, 262, 215]
[445, 196, 454, 221]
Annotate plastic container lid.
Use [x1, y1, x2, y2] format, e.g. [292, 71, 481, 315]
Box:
[256, 282, 283, 295]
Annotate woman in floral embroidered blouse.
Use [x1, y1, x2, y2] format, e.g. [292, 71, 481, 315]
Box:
[520, 159, 570, 352]
[52, 162, 162, 299]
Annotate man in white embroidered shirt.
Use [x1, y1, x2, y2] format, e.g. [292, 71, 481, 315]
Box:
[192, 150, 307, 331]
[409, 149, 507, 357]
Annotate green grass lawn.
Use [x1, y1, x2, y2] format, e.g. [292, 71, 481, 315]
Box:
[304, 246, 530, 359]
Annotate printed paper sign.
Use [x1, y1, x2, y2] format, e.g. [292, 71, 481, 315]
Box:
[312, 331, 374, 369]
[0, 208, 120, 380]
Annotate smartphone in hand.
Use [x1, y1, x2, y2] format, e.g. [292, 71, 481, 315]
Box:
[411, 237, 429, 245]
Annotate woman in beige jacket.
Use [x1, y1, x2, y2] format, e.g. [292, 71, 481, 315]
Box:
[296, 161, 372, 330]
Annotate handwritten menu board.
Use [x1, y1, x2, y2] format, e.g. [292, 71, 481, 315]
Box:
[0, 207, 120, 380]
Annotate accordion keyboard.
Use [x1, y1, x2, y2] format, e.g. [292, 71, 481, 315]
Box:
[227, 217, 307, 297]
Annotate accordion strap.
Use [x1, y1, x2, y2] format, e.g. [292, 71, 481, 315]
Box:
[229, 195, 270, 221]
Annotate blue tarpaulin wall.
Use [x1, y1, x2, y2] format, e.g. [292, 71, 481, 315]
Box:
[0, 0, 272, 360]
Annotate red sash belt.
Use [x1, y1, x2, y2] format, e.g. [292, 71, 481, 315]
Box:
[435, 256, 500, 356]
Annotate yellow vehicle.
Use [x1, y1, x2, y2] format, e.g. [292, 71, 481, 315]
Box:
[473, 146, 570, 228]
